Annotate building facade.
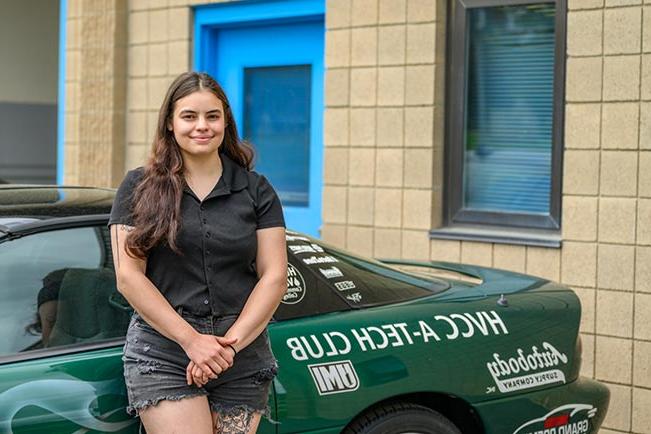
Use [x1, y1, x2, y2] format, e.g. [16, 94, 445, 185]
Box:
[58, 0, 651, 433]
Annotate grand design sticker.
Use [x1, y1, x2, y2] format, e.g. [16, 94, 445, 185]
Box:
[513, 403, 598, 434]
[308, 360, 360, 395]
[282, 263, 306, 304]
[286, 310, 508, 361]
[486, 342, 568, 393]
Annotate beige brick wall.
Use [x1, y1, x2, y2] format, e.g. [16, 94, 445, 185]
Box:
[565, 2, 649, 432]
[322, 0, 446, 259]
[321, 1, 650, 433]
[64, 0, 128, 187]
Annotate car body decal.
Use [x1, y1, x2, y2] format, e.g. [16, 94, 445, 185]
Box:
[286, 310, 509, 361]
[487, 342, 568, 393]
[513, 403, 598, 434]
[308, 360, 360, 395]
[0, 375, 136, 433]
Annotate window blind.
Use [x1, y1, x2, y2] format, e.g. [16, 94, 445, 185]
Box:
[463, 4, 556, 214]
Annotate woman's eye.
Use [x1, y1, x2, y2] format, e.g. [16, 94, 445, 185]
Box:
[208, 115, 219, 121]
[182, 115, 195, 120]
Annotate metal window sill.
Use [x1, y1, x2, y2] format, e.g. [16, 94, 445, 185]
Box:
[429, 225, 561, 248]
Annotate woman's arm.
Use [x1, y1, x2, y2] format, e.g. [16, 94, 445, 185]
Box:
[110, 224, 235, 378]
[224, 226, 288, 351]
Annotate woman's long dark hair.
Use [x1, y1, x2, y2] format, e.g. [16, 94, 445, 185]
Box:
[126, 72, 254, 258]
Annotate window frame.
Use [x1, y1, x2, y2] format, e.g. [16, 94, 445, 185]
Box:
[445, 0, 567, 231]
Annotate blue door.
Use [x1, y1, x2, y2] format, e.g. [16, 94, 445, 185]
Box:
[195, 2, 324, 236]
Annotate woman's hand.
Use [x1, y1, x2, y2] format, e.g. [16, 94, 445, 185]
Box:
[183, 335, 238, 386]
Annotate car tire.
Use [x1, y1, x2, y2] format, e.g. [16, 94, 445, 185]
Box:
[343, 402, 462, 434]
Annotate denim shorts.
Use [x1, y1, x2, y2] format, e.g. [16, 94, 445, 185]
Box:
[122, 311, 278, 419]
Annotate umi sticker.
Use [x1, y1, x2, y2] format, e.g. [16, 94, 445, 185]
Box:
[513, 403, 597, 434]
[308, 360, 360, 395]
[282, 263, 306, 304]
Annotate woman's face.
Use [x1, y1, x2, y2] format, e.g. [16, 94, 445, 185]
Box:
[169, 90, 226, 158]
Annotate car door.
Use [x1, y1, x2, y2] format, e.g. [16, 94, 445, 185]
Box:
[0, 224, 137, 434]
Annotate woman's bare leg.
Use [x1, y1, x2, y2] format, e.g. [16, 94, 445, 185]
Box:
[139, 395, 213, 434]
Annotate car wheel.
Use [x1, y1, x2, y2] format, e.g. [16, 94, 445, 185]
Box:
[343, 402, 462, 434]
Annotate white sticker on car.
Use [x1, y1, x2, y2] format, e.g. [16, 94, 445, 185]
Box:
[282, 263, 306, 304]
[289, 244, 318, 255]
[308, 360, 360, 395]
[319, 266, 344, 279]
[334, 280, 356, 291]
[346, 292, 362, 303]
[487, 342, 568, 393]
[303, 255, 338, 265]
[513, 403, 597, 434]
[289, 243, 326, 255]
[286, 234, 311, 242]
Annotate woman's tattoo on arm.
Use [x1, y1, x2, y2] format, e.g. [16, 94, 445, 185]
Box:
[113, 225, 133, 270]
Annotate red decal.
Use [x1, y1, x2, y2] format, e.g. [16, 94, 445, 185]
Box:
[544, 414, 569, 429]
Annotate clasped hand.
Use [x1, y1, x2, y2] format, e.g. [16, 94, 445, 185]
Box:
[183, 333, 237, 387]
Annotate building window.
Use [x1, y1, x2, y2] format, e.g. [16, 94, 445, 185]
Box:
[445, 0, 566, 231]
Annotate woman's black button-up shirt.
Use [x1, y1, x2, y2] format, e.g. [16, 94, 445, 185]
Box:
[108, 153, 285, 316]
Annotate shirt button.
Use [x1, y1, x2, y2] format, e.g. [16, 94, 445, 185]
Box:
[200, 204, 205, 210]
[203, 299, 209, 305]
[202, 219, 207, 224]
[206, 250, 211, 255]
[205, 232, 210, 238]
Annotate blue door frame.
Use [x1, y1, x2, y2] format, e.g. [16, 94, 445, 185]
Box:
[194, 0, 325, 237]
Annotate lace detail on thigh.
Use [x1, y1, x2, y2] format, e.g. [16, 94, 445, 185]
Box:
[213, 408, 254, 434]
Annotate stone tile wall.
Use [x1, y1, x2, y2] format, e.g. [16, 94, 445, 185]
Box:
[321, 0, 446, 260]
[321, 1, 651, 433]
[564, 2, 649, 432]
[64, 0, 127, 186]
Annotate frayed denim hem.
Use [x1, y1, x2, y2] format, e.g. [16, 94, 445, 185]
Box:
[127, 389, 209, 416]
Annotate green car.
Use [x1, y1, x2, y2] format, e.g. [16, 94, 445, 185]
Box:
[0, 186, 609, 434]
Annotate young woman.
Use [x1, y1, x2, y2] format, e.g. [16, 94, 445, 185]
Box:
[109, 72, 287, 434]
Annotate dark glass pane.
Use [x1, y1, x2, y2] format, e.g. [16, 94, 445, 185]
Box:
[244, 65, 312, 207]
[464, 4, 555, 214]
[282, 233, 446, 311]
[0, 226, 130, 356]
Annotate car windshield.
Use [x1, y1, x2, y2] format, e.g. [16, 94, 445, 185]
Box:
[286, 232, 449, 308]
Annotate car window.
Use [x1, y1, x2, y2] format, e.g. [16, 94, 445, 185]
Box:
[283, 233, 447, 310]
[274, 255, 350, 321]
[0, 226, 131, 357]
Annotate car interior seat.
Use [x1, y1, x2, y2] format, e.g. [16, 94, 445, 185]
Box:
[47, 267, 131, 347]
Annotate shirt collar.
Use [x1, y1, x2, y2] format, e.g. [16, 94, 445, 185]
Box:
[217, 151, 249, 193]
[182, 152, 249, 201]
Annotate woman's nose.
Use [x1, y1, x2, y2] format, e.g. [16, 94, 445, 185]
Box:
[195, 116, 208, 130]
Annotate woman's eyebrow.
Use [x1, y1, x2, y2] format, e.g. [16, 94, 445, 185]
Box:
[178, 108, 222, 115]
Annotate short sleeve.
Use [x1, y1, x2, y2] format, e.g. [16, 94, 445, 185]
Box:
[254, 175, 286, 229]
[108, 168, 143, 227]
